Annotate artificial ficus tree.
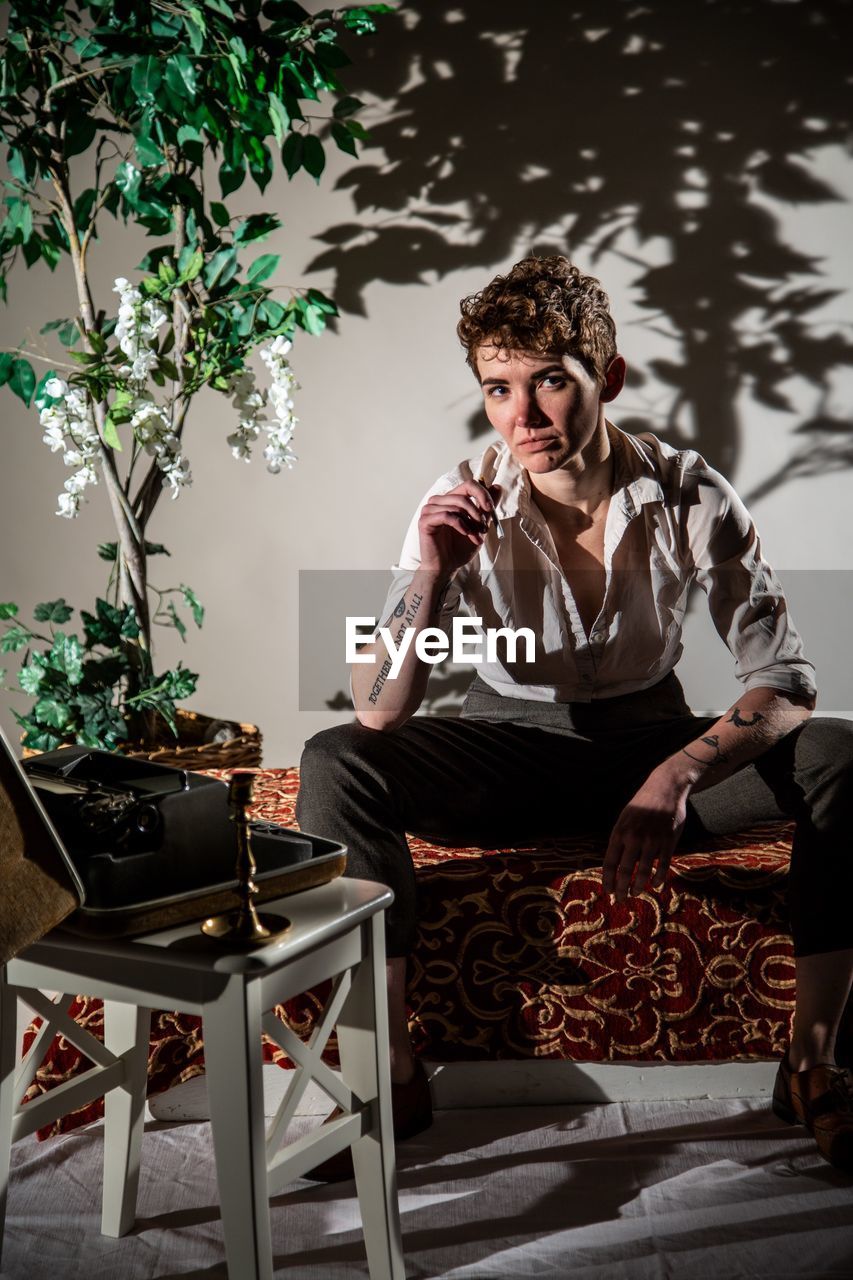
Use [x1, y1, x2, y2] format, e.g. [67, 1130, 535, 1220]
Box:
[0, 0, 392, 747]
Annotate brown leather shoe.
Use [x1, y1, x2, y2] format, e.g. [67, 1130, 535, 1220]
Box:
[773, 1055, 853, 1172]
[306, 1059, 433, 1182]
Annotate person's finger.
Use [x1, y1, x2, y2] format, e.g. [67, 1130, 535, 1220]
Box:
[601, 832, 625, 893]
[613, 850, 638, 902]
[423, 494, 489, 530]
[632, 846, 658, 894]
[421, 510, 485, 543]
[448, 480, 497, 516]
[651, 854, 672, 889]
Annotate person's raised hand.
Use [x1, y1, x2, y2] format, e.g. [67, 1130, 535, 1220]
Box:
[418, 480, 499, 577]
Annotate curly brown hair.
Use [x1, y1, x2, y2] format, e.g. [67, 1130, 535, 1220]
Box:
[457, 255, 617, 383]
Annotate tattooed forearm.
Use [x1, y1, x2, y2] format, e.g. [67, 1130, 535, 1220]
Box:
[681, 734, 730, 767]
[728, 705, 764, 728]
[432, 579, 452, 617]
[367, 591, 426, 704]
[367, 654, 394, 704]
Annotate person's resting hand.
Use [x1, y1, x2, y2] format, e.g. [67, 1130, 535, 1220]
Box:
[418, 480, 499, 577]
[601, 765, 692, 901]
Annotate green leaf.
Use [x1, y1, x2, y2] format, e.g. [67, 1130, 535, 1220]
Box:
[131, 56, 162, 102]
[0, 603, 19, 619]
[246, 252, 280, 286]
[7, 197, 33, 243]
[268, 92, 290, 145]
[305, 287, 338, 315]
[33, 599, 74, 624]
[177, 123, 204, 156]
[0, 625, 28, 653]
[210, 201, 230, 227]
[98, 540, 170, 561]
[182, 7, 206, 55]
[158, 258, 177, 286]
[259, 299, 286, 327]
[204, 0, 234, 15]
[135, 129, 165, 167]
[203, 245, 238, 290]
[0, 353, 14, 386]
[34, 697, 73, 730]
[282, 131, 304, 178]
[102, 415, 122, 450]
[234, 213, 281, 244]
[18, 662, 45, 695]
[178, 246, 204, 282]
[341, 6, 394, 35]
[219, 156, 245, 197]
[181, 584, 204, 628]
[302, 135, 325, 181]
[331, 120, 358, 157]
[333, 95, 364, 119]
[20, 726, 63, 752]
[165, 54, 198, 101]
[8, 358, 36, 406]
[166, 601, 186, 641]
[82, 599, 141, 647]
[48, 633, 84, 685]
[72, 188, 99, 231]
[7, 147, 27, 183]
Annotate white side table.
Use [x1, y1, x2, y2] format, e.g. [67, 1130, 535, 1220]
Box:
[0, 877, 405, 1280]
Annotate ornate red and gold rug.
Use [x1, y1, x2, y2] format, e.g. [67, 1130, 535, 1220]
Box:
[21, 767, 803, 1137]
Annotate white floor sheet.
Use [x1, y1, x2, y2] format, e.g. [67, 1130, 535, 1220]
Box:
[4, 1099, 853, 1279]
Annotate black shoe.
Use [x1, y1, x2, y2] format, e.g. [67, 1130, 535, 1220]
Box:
[307, 1059, 433, 1182]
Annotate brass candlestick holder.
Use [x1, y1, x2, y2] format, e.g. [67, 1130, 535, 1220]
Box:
[201, 770, 291, 945]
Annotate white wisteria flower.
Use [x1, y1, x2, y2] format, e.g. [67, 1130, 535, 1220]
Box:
[225, 336, 299, 473]
[113, 276, 168, 387]
[130, 395, 192, 498]
[36, 377, 101, 518]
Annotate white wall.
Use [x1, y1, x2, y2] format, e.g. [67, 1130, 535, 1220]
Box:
[2, 6, 851, 766]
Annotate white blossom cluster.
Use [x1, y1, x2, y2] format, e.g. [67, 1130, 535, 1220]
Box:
[226, 336, 299, 474]
[113, 276, 191, 499]
[38, 377, 101, 518]
[113, 276, 168, 384]
[130, 394, 192, 498]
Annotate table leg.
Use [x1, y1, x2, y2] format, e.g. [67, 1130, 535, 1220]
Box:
[102, 1002, 150, 1237]
[337, 914, 406, 1280]
[203, 976, 272, 1280]
[0, 974, 17, 1266]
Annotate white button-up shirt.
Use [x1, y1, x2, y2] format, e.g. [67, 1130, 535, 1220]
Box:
[374, 423, 816, 704]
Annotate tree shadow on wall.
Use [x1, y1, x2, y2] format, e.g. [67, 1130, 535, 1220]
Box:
[314, 0, 853, 488]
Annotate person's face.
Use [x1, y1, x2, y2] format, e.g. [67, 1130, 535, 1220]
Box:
[474, 346, 624, 474]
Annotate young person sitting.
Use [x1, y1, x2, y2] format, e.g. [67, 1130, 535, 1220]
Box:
[297, 255, 853, 1179]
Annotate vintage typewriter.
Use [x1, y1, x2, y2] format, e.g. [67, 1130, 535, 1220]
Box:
[0, 733, 345, 957]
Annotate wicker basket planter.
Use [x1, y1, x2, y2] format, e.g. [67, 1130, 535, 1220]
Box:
[23, 708, 262, 771]
[122, 708, 262, 770]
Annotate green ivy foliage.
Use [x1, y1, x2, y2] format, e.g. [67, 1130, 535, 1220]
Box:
[0, 594, 200, 751]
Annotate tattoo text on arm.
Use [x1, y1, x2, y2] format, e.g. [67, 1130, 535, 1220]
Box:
[681, 734, 730, 767]
[368, 591, 425, 704]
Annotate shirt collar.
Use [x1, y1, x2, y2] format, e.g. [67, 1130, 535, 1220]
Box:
[477, 422, 664, 524]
